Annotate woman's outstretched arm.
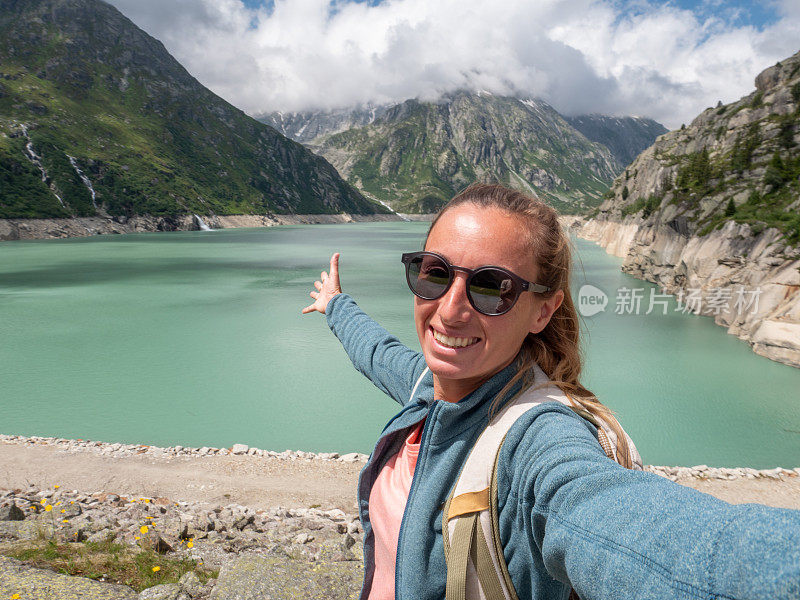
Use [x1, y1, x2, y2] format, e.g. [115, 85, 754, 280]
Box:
[302, 253, 427, 405]
[499, 403, 800, 600]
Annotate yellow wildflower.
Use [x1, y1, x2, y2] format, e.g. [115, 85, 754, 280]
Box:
[55, 501, 61, 506]
[54, 485, 60, 488]
[62, 519, 68, 523]
[187, 541, 194, 549]
[44, 505, 52, 512]
[61, 509, 66, 514]
[151, 566, 160, 572]
[135, 536, 140, 541]
[40, 499, 47, 505]
[140, 525, 149, 534]
[12, 594, 21, 599]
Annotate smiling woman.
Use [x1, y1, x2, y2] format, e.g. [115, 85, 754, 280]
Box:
[302, 183, 800, 600]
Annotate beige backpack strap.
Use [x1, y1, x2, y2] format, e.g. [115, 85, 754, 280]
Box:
[443, 365, 641, 600]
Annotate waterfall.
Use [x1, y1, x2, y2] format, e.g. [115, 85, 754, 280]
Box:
[67, 155, 98, 210]
[193, 214, 213, 231]
[376, 198, 409, 221]
[20, 124, 68, 211]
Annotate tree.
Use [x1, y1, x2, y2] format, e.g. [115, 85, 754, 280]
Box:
[725, 198, 736, 217]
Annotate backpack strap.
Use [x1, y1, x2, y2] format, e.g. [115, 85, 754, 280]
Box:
[443, 365, 641, 600]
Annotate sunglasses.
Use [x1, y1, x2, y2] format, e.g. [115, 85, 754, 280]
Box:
[401, 251, 551, 316]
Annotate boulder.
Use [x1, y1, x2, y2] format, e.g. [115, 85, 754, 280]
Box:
[209, 555, 362, 600]
[0, 556, 137, 600]
[0, 502, 25, 521]
[138, 583, 181, 600]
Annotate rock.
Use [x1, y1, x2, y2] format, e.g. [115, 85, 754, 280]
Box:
[178, 572, 203, 597]
[293, 532, 314, 544]
[209, 555, 363, 600]
[87, 530, 117, 543]
[138, 583, 181, 600]
[144, 531, 174, 554]
[341, 534, 356, 550]
[231, 444, 249, 455]
[339, 453, 360, 463]
[0, 555, 137, 599]
[0, 502, 25, 521]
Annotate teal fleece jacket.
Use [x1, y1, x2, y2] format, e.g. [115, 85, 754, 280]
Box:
[325, 293, 800, 600]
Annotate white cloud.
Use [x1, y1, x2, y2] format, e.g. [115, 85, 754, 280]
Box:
[107, 0, 800, 129]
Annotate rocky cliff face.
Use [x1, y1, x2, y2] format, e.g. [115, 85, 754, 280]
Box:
[0, 0, 383, 222]
[578, 51, 800, 368]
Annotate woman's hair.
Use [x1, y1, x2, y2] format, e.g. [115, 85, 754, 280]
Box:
[426, 183, 632, 467]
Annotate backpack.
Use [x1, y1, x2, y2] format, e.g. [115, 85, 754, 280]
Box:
[439, 363, 642, 600]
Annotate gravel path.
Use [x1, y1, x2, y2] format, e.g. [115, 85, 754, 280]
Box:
[1, 435, 799, 511]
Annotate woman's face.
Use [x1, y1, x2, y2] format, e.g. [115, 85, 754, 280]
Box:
[415, 203, 563, 400]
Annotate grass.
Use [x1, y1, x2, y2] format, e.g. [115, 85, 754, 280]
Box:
[1, 538, 217, 592]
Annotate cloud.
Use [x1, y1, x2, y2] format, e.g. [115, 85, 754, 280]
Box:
[107, 0, 800, 128]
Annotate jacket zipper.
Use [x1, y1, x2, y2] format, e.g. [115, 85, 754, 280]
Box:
[358, 400, 430, 600]
[394, 399, 441, 600]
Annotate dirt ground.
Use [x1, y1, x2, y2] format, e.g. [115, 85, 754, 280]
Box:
[1, 442, 799, 512]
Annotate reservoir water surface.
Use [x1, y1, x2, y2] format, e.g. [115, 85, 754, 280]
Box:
[1, 222, 799, 468]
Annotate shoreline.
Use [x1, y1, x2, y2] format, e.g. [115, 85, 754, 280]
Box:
[2, 433, 798, 481]
[0, 212, 405, 242]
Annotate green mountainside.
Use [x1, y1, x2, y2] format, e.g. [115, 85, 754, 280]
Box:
[0, 0, 382, 220]
[595, 50, 800, 245]
[304, 93, 624, 214]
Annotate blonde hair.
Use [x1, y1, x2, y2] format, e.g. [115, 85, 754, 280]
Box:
[427, 183, 632, 468]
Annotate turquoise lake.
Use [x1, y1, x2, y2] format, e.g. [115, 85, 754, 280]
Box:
[1, 222, 799, 468]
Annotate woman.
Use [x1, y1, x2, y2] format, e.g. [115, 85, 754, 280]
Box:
[302, 184, 800, 600]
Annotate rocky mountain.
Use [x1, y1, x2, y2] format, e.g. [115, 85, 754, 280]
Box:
[565, 115, 668, 168]
[295, 92, 630, 213]
[258, 104, 391, 145]
[261, 94, 667, 214]
[0, 0, 385, 226]
[577, 50, 800, 368]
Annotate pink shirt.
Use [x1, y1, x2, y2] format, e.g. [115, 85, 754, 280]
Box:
[367, 420, 425, 600]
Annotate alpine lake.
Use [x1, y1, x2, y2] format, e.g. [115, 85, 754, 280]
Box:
[1, 221, 799, 469]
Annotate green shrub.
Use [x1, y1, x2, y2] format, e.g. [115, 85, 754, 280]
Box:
[750, 90, 764, 108]
[725, 197, 736, 216]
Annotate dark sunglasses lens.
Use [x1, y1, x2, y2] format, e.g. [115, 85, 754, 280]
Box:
[407, 254, 451, 299]
[469, 269, 518, 315]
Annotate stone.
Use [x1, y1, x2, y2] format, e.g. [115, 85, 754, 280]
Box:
[293, 532, 314, 544]
[138, 583, 181, 600]
[231, 444, 249, 455]
[0, 555, 137, 599]
[178, 571, 203, 597]
[209, 555, 363, 600]
[87, 530, 117, 543]
[339, 452, 360, 463]
[0, 502, 25, 521]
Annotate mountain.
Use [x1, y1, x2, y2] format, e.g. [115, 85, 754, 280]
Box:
[258, 104, 391, 145]
[297, 92, 630, 214]
[577, 50, 800, 368]
[0, 0, 384, 222]
[565, 115, 668, 168]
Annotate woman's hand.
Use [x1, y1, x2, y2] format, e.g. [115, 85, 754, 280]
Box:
[301, 253, 343, 315]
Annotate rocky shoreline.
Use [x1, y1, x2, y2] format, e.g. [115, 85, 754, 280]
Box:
[1, 433, 798, 480]
[0, 212, 403, 242]
[1, 432, 799, 599]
